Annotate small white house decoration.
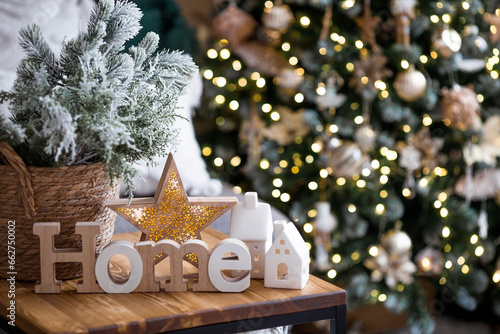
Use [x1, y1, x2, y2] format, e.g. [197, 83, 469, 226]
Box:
[230, 192, 273, 279]
[265, 220, 310, 289]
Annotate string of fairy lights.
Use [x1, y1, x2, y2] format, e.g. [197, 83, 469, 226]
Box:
[200, 0, 500, 299]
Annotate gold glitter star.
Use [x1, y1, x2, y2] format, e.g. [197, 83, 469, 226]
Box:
[106, 154, 238, 261]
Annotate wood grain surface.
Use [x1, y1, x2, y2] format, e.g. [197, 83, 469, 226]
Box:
[0, 228, 346, 334]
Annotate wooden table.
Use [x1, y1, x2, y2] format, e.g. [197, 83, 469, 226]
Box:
[0, 228, 346, 334]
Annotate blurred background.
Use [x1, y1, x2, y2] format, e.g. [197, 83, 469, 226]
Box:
[175, 0, 500, 333]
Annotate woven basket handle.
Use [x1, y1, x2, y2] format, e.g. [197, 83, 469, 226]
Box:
[0, 142, 36, 218]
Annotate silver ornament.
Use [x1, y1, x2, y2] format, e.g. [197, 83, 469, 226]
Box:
[399, 144, 421, 171]
[455, 25, 488, 73]
[354, 125, 377, 151]
[394, 65, 427, 102]
[315, 72, 346, 109]
[381, 229, 413, 257]
[432, 26, 462, 58]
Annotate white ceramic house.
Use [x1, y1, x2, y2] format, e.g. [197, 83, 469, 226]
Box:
[229, 192, 273, 279]
[264, 220, 309, 289]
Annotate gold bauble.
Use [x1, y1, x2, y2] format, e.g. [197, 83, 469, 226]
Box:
[262, 4, 294, 32]
[432, 27, 462, 58]
[393, 66, 427, 102]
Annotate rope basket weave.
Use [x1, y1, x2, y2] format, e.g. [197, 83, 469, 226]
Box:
[0, 142, 120, 281]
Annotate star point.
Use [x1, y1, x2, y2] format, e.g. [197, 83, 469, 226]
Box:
[106, 154, 238, 257]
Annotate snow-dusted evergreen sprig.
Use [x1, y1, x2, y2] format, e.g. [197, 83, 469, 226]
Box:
[0, 0, 198, 198]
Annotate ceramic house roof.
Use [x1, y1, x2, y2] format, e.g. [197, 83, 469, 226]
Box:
[270, 221, 309, 259]
[230, 192, 273, 241]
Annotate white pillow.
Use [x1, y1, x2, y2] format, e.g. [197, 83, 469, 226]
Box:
[0, 0, 94, 118]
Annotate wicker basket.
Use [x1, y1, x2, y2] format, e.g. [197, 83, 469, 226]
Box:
[0, 142, 120, 281]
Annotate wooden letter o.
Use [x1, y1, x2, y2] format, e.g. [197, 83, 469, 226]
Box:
[95, 241, 143, 293]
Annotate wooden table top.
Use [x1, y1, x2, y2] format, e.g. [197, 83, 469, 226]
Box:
[0, 228, 346, 334]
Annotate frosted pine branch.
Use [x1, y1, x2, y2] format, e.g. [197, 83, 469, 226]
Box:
[0, 0, 197, 197]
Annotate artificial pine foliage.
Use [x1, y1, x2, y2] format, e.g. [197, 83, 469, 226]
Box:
[0, 0, 197, 197]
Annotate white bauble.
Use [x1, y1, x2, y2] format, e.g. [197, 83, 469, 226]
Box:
[262, 4, 293, 32]
[314, 202, 338, 233]
[381, 229, 413, 256]
[394, 66, 427, 102]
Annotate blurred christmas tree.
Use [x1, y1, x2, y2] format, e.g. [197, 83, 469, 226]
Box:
[195, 0, 500, 331]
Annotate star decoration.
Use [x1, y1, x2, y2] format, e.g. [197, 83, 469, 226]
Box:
[353, 0, 381, 51]
[260, 107, 310, 146]
[106, 154, 238, 262]
[364, 244, 417, 289]
[349, 51, 392, 96]
[484, 12, 500, 43]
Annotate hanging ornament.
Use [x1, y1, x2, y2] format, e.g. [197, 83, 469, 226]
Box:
[353, 0, 381, 51]
[393, 65, 427, 102]
[390, 0, 417, 45]
[415, 248, 444, 276]
[477, 202, 488, 239]
[239, 104, 265, 166]
[315, 202, 338, 233]
[326, 140, 369, 178]
[354, 125, 376, 151]
[484, 12, 500, 43]
[350, 52, 392, 99]
[455, 168, 500, 201]
[314, 201, 338, 270]
[277, 67, 304, 94]
[260, 107, 310, 145]
[315, 73, 347, 109]
[398, 144, 421, 199]
[233, 41, 288, 76]
[464, 115, 500, 166]
[455, 25, 488, 73]
[212, 3, 258, 47]
[463, 141, 475, 205]
[262, 1, 294, 33]
[440, 85, 480, 130]
[410, 127, 445, 170]
[381, 228, 413, 257]
[398, 144, 421, 171]
[364, 237, 416, 289]
[256, 27, 282, 47]
[432, 26, 462, 58]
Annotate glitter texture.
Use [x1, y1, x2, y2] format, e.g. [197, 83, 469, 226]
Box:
[107, 154, 238, 262]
